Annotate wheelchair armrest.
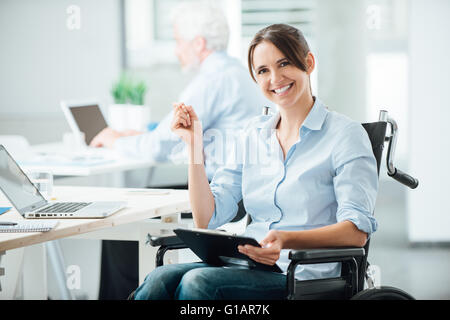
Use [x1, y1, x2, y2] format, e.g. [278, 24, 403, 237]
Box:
[148, 234, 187, 249]
[288, 247, 365, 264]
[148, 234, 188, 267]
[287, 248, 365, 299]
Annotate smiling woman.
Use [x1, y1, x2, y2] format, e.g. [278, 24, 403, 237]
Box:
[247, 24, 312, 92]
[133, 23, 378, 301]
[252, 41, 314, 114]
[246, 24, 317, 159]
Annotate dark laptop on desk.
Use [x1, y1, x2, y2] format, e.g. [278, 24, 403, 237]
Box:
[61, 100, 108, 146]
[0, 145, 126, 219]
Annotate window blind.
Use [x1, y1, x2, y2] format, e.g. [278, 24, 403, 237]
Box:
[241, 0, 316, 39]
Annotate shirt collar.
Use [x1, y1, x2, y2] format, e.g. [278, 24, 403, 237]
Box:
[302, 97, 328, 131]
[260, 97, 328, 130]
[259, 97, 328, 137]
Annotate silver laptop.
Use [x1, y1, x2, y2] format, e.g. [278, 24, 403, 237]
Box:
[0, 145, 126, 219]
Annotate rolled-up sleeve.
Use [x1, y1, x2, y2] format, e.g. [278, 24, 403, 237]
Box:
[208, 163, 243, 229]
[332, 123, 379, 237]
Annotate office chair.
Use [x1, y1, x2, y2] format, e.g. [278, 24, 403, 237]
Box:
[144, 110, 418, 300]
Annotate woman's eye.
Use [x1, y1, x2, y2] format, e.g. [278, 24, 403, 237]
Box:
[280, 61, 290, 67]
[257, 68, 268, 75]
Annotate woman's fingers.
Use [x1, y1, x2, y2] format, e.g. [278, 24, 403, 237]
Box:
[173, 102, 184, 109]
[173, 108, 193, 128]
[173, 103, 192, 127]
[238, 244, 280, 266]
[175, 103, 197, 122]
[185, 105, 198, 122]
[245, 253, 277, 266]
[180, 105, 191, 126]
[176, 109, 190, 124]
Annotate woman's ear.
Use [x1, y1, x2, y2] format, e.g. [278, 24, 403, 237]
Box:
[306, 52, 315, 74]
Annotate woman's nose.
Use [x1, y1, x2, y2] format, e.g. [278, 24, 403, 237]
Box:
[270, 69, 284, 86]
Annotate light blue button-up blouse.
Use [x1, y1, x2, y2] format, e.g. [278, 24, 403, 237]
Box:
[208, 98, 379, 280]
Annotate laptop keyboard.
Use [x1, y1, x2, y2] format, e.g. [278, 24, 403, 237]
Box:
[37, 202, 92, 213]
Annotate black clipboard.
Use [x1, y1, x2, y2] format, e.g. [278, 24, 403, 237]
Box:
[173, 228, 283, 273]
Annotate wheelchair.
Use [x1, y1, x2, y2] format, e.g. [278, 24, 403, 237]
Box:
[142, 110, 418, 300]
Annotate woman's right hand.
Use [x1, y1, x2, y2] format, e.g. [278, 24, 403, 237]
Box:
[171, 102, 202, 147]
[172, 103, 213, 228]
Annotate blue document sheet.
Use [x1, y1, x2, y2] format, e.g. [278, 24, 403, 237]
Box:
[0, 207, 12, 215]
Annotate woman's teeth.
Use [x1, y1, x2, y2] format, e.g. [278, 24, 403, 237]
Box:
[273, 83, 292, 94]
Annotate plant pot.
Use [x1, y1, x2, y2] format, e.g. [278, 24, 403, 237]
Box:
[108, 104, 151, 132]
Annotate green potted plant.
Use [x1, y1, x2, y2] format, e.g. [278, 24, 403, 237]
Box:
[108, 73, 150, 131]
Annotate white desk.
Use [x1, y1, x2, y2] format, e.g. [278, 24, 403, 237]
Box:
[24, 142, 188, 189]
[3, 141, 189, 299]
[23, 142, 156, 177]
[0, 186, 192, 299]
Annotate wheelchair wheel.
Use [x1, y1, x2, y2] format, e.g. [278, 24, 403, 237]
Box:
[351, 286, 415, 300]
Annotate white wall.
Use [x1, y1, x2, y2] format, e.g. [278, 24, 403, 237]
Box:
[315, 0, 368, 122]
[0, 0, 122, 144]
[408, 0, 450, 242]
[0, 0, 123, 299]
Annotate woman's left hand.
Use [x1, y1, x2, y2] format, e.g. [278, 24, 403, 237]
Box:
[238, 230, 284, 266]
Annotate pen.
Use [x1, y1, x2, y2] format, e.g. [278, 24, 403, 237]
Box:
[0, 222, 17, 226]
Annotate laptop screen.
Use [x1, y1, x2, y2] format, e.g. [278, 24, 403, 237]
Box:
[68, 104, 108, 145]
[0, 145, 47, 214]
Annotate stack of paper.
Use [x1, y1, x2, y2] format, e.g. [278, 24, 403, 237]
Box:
[0, 220, 58, 233]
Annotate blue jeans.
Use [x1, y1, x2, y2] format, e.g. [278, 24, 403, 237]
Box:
[134, 263, 287, 300]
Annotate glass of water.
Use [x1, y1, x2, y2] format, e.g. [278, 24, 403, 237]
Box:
[26, 171, 53, 200]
